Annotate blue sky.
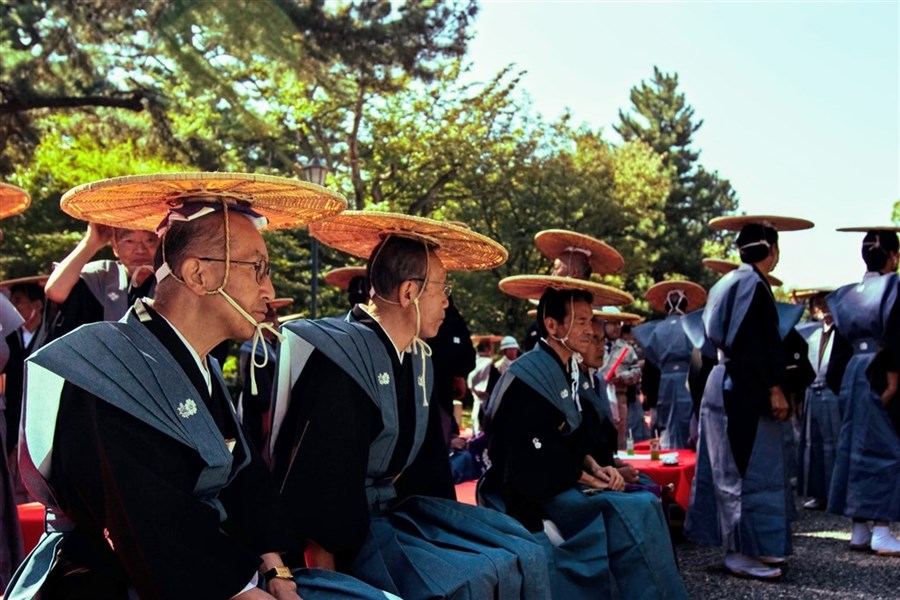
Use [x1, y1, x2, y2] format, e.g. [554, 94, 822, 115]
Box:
[463, 1, 899, 289]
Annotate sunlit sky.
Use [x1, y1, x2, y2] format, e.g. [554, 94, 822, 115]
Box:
[463, 1, 899, 289]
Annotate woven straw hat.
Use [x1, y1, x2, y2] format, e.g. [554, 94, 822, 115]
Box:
[534, 229, 624, 275]
[499, 275, 633, 306]
[646, 280, 707, 314]
[709, 215, 814, 232]
[836, 226, 900, 233]
[1, 183, 31, 220]
[323, 266, 367, 291]
[592, 306, 643, 324]
[0, 274, 50, 288]
[526, 308, 538, 318]
[59, 172, 347, 231]
[791, 287, 835, 302]
[702, 258, 783, 286]
[309, 211, 508, 271]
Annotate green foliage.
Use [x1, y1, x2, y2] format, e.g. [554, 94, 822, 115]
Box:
[893, 199, 899, 225]
[615, 66, 738, 290]
[1, 2, 739, 340]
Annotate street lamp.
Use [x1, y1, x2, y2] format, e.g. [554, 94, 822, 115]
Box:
[299, 156, 330, 318]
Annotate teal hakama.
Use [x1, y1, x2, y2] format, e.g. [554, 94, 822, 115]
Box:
[633, 314, 695, 449]
[686, 264, 797, 558]
[481, 343, 687, 599]
[271, 310, 550, 600]
[826, 273, 900, 521]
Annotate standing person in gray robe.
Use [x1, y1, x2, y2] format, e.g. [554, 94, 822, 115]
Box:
[795, 290, 841, 511]
[44, 223, 159, 340]
[269, 214, 550, 600]
[825, 227, 900, 556]
[686, 215, 814, 580]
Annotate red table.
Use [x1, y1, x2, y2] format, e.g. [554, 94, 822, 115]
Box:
[624, 450, 696, 509]
[17, 501, 45, 555]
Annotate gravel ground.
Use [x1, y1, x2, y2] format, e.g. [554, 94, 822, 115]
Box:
[675, 502, 900, 599]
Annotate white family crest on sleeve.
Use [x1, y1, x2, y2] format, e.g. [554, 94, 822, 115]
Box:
[107, 291, 120, 301]
[377, 372, 391, 385]
[560, 389, 569, 399]
[177, 398, 198, 419]
[532, 437, 542, 449]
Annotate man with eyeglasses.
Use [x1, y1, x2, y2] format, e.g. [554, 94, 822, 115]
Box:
[8, 174, 407, 600]
[269, 213, 550, 599]
[45, 223, 159, 340]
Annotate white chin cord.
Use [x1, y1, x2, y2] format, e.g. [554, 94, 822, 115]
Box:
[217, 289, 284, 396]
[410, 297, 432, 406]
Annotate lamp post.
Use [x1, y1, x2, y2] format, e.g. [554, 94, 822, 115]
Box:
[299, 156, 329, 319]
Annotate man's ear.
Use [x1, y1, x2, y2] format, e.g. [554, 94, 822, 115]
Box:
[543, 315, 558, 338]
[178, 257, 211, 296]
[397, 279, 419, 309]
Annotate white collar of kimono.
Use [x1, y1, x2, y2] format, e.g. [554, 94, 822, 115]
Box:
[155, 307, 212, 395]
[357, 304, 406, 364]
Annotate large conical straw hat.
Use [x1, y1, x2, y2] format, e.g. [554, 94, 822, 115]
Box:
[323, 266, 367, 291]
[709, 214, 814, 232]
[60, 172, 347, 231]
[499, 274, 633, 306]
[310, 211, 507, 271]
[0, 183, 31, 220]
[645, 280, 707, 314]
[703, 258, 783, 287]
[534, 229, 624, 274]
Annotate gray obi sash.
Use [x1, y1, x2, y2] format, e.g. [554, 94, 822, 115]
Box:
[273, 317, 431, 511]
[488, 347, 582, 433]
[9, 305, 246, 599]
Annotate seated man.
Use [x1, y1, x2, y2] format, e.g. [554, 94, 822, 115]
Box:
[481, 278, 687, 599]
[269, 213, 550, 599]
[7, 173, 394, 600]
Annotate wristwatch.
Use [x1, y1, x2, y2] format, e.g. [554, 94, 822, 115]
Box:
[262, 566, 293, 582]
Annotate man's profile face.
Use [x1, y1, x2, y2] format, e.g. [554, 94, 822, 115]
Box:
[413, 253, 449, 339]
[10, 290, 42, 327]
[581, 318, 606, 369]
[205, 215, 275, 341]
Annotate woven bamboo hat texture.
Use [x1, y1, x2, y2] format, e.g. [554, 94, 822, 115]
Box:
[0, 275, 50, 288]
[59, 172, 347, 231]
[702, 258, 784, 287]
[534, 229, 625, 275]
[646, 280, 707, 314]
[709, 215, 814, 232]
[309, 211, 508, 271]
[0, 183, 31, 220]
[323, 266, 367, 291]
[499, 275, 633, 306]
[592, 306, 644, 324]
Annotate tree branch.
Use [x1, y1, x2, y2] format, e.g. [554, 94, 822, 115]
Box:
[0, 93, 146, 115]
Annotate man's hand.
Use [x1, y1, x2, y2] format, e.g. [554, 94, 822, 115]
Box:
[304, 540, 335, 571]
[449, 437, 467, 451]
[617, 464, 639, 485]
[769, 386, 789, 421]
[84, 222, 113, 250]
[268, 577, 301, 600]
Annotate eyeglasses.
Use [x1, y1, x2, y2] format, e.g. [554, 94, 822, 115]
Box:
[410, 278, 453, 298]
[198, 257, 271, 284]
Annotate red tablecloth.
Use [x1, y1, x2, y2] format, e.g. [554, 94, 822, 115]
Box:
[17, 501, 45, 555]
[627, 450, 696, 509]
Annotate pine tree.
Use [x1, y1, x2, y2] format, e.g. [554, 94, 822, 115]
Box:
[615, 67, 738, 286]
